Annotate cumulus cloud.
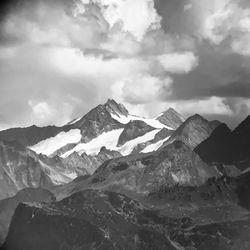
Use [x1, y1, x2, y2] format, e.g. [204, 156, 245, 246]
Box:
[117, 74, 172, 104]
[158, 52, 198, 74]
[0, 0, 249, 129]
[203, 0, 250, 55]
[91, 0, 161, 41]
[111, 74, 173, 117]
[29, 100, 75, 126]
[49, 47, 149, 78]
[166, 97, 233, 116]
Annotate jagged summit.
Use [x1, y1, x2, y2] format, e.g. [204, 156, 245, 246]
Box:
[156, 107, 184, 129]
[104, 99, 129, 117]
[162, 113, 221, 149]
[67, 99, 128, 127]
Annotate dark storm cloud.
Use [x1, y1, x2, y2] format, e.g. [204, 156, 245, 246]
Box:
[154, 0, 198, 35]
[168, 46, 250, 100]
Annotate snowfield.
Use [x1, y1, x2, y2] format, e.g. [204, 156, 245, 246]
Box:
[141, 136, 170, 153]
[29, 110, 174, 159]
[110, 113, 173, 130]
[61, 129, 160, 157]
[61, 129, 124, 158]
[30, 129, 81, 156]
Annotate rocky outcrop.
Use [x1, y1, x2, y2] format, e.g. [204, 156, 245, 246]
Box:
[117, 120, 155, 146]
[0, 188, 55, 245]
[156, 108, 184, 129]
[71, 100, 125, 143]
[131, 128, 174, 154]
[88, 141, 220, 196]
[79, 147, 122, 174]
[0, 141, 53, 200]
[163, 114, 221, 149]
[50, 146, 122, 179]
[60, 152, 91, 175]
[103, 99, 129, 117]
[2, 190, 177, 250]
[0, 140, 85, 200]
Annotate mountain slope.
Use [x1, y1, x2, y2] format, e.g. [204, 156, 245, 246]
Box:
[156, 107, 185, 129]
[195, 116, 250, 170]
[0, 100, 186, 201]
[163, 114, 221, 149]
[0, 140, 53, 200]
[0, 140, 90, 200]
[53, 141, 221, 201]
[117, 120, 155, 146]
[194, 123, 233, 164]
[29, 100, 178, 158]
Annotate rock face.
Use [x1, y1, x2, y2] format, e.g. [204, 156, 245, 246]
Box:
[0, 141, 53, 200]
[0, 188, 55, 245]
[52, 141, 221, 201]
[195, 116, 250, 170]
[103, 99, 129, 117]
[66, 147, 122, 175]
[88, 141, 220, 195]
[71, 99, 126, 143]
[60, 152, 91, 175]
[131, 128, 174, 154]
[0, 140, 87, 201]
[117, 120, 154, 146]
[164, 114, 220, 149]
[156, 108, 184, 129]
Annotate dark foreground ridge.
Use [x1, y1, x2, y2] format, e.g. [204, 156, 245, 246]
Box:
[2, 175, 250, 250]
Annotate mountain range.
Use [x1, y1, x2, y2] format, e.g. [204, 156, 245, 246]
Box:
[0, 99, 250, 249]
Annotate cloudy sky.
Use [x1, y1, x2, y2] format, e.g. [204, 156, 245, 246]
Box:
[0, 0, 250, 129]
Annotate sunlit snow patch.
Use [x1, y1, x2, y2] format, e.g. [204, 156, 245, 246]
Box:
[118, 129, 160, 155]
[67, 117, 82, 125]
[61, 129, 124, 158]
[111, 113, 173, 130]
[61, 129, 161, 158]
[141, 136, 170, 153]
[30, 129, 81, 156]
